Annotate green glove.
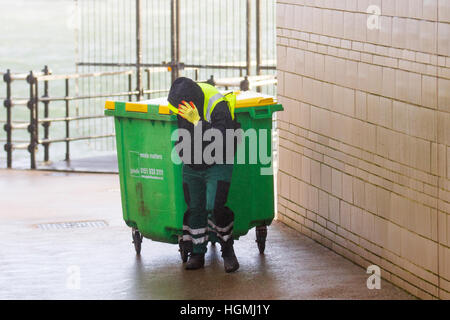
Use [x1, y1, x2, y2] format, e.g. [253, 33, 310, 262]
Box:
[178, 100, 200, 126]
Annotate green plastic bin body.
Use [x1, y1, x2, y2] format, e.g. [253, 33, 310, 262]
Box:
[105, 101, 283, 245]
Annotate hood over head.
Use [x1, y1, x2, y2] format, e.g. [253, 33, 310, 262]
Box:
[167, 77, 204, 116]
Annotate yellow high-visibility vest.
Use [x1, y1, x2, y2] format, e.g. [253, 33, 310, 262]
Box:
[197, 82, 236, 121]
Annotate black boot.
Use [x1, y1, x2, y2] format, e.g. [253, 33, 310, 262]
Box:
[221, 241, 239, 273]
[185, 253, 205, 270]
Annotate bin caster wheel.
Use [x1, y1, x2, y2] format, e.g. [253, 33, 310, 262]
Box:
[255, 225, 267, 254]
[132, 228, 143, 255]
[179, 240, 189, 263]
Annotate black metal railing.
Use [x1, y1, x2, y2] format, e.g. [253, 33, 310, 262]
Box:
[2, 66, 276, 170]
[76, 0, 277, 101]
[3, 68, 134, 169]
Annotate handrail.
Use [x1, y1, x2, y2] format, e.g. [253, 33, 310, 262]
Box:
[36, 69, 133, 81]
[214, 74, 276, 87]
[10, 122, 29, 130]
[39, 88, 168, 102]
[38, 114, 107, 123]
[250, 79, 278, 87]
[3, 66, 276, 170]
[11, 143, 29, 150]
[6, 99, 29, 106]
[39, 134, 115, 145]
[5, 71, 46, 81]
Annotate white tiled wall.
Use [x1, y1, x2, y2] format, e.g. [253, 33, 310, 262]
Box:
[276, 0, 450, 299]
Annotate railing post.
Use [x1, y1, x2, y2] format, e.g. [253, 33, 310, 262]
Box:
[3, 70, 12, 168]
[246, 0, 251, 77]
[26, 71, 37, 169]
[128, 73, 133, 102]
[170, 0, 180, 82]
[145, 68, 151, 99]
[240, 76, 250, 91]
[42, 65, 50, 162]
[135, 0, 143, 100]
[194, 69, 199, 81]
[256, 0, 262, 92]
[34, 76, 39, 153]
[65, 78, 70, 161]
[206, 75, 215, 86]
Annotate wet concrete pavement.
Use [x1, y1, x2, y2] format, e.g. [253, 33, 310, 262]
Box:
[0, 154, 119, 173]
[0, 169, 414, 299]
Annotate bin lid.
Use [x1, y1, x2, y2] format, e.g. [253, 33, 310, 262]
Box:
[142, 91, 277, 113]
[105, 91, 282, 120]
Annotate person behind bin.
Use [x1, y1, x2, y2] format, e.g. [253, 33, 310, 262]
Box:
[167, 77, 240, 272]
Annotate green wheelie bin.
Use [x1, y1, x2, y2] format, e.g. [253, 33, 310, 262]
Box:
[105, 92, 283, 259]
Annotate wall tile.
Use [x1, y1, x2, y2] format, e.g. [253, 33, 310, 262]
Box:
[276, 0, 449, 299]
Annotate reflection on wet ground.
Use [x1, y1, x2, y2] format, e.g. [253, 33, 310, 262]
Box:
[0, 169, 414, 299]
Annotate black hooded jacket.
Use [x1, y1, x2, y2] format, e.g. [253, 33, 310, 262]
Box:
[168, 77, 239, 170]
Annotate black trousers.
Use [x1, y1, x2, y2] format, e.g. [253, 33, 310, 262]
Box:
[182, 164, 234, 254]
